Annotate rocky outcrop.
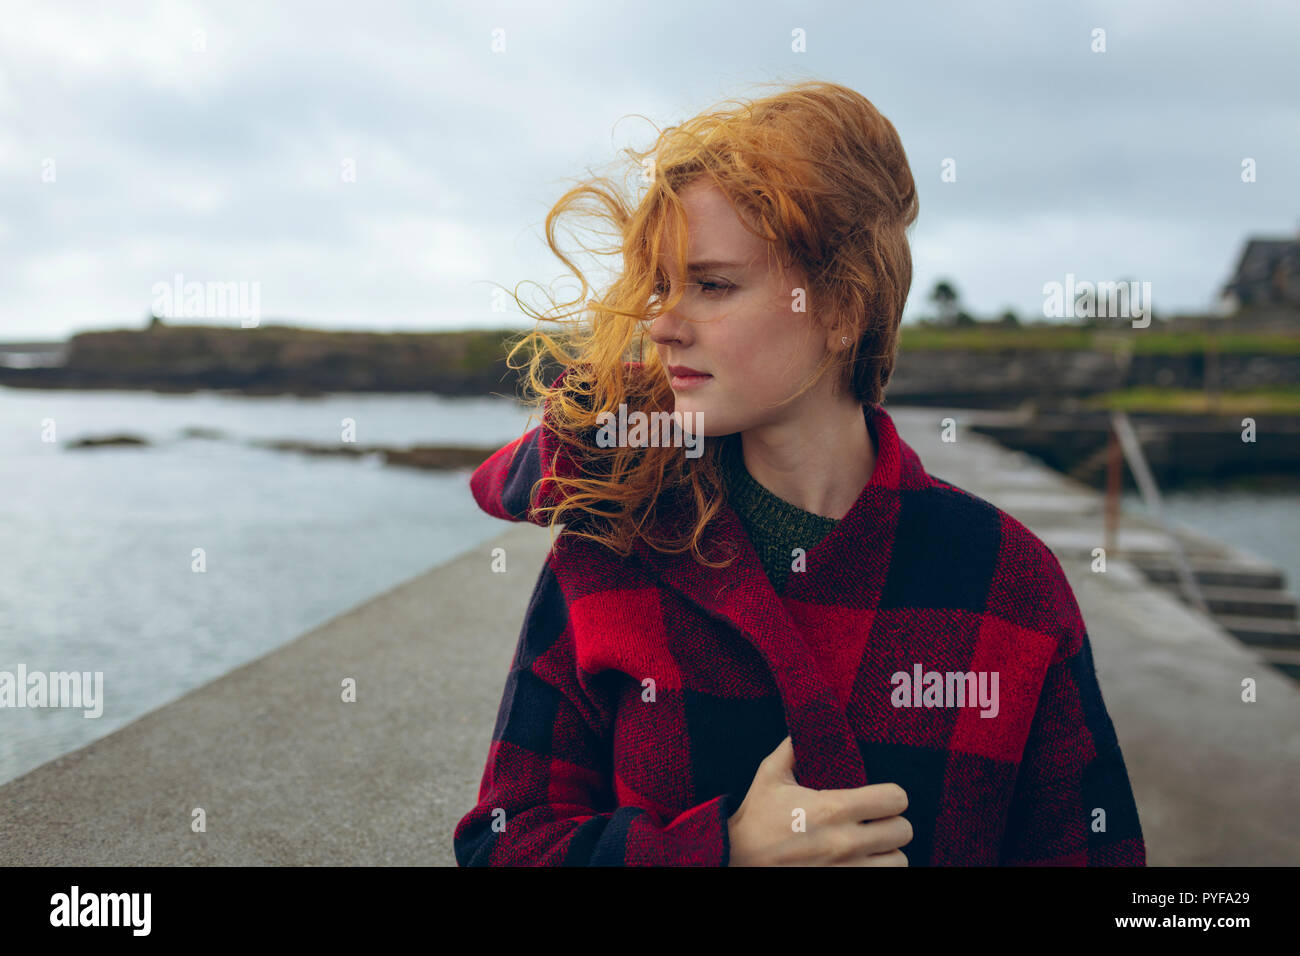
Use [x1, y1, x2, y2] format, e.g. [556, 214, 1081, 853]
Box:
[0, 324, 552, 397]
[2, 321, 1295, 406]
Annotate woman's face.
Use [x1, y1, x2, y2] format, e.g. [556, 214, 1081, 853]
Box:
[648, 180, 839, 438]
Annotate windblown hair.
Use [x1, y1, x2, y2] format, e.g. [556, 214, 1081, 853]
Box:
[499, 79, 918, 568]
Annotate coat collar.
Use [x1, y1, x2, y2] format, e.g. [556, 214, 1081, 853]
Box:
[631, 402, 934, 791]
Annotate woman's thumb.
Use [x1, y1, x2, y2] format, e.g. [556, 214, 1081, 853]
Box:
[765, 735, 796, 778]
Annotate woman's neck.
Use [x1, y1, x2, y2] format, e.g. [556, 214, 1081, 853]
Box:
[736, 394, 876, 520]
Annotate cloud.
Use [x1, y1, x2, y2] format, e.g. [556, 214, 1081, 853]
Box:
[1, 0, 1298, 339]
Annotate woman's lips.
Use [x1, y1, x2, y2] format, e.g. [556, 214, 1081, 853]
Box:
[670, 372, 712, 390]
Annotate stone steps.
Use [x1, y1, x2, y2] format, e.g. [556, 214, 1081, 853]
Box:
[1209, 614, 1300, 650]
[1130, 555, 1286, 591]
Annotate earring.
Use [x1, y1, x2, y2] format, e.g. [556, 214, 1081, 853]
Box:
[841, 336, 850, 346]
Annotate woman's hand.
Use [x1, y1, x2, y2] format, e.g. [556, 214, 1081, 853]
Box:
[726, 735, 912, 866]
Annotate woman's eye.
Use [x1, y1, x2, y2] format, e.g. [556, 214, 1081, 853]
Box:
[650, 278, 732, 299]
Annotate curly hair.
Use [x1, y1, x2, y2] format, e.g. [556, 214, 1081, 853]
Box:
[497, 78, 919, 568]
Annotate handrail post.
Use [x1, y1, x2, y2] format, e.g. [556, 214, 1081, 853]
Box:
[1104, 422, 1121, 556]
[1108, 409, 1210, 614]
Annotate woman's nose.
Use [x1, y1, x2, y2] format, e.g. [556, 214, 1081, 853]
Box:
[648, 308, 691, 346]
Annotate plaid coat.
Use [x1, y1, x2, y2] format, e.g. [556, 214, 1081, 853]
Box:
[454, 371, 1146, 866]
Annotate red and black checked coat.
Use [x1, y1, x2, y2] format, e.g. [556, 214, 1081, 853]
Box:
[454, 371, 1146, 866]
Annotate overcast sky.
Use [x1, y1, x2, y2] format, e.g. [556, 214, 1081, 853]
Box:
[1, 0, 1297, 341]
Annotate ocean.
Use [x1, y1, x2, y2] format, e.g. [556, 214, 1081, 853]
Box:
[0, 387, 538, 786]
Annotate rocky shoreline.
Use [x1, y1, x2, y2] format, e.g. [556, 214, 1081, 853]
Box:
[965, 409, 1300, 490]
[15, 320, 1300, 485]
[61, 408, 1300, 488]
[0, 324, 548, 397]
[4, 321, 1299, 404]
[64, 429, 497, 471]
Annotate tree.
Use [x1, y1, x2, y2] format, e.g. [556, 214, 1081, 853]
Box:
[929, 280, 960, 325]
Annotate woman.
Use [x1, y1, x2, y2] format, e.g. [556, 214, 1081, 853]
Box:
[453, 80, 1145, 866]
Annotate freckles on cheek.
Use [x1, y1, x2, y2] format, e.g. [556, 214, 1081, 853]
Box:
[721, 347, 779, 408]
[725, 339, 766, 381]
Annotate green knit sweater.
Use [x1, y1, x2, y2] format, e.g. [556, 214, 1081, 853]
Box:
[718, 440, 839, 593]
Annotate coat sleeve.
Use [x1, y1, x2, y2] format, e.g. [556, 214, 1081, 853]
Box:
[468, 423, 550, 523]
[452, 561, 737, 866]
[469, 417, 584, 525]
[999, 554, 1146, 866]
[467, 365, 594, 526]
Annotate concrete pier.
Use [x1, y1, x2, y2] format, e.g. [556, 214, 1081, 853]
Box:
[1, 406, 1297, 865]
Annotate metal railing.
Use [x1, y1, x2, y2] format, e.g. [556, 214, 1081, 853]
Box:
[1104, 409, 1209, 614]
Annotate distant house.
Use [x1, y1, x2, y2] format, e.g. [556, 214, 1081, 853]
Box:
[1220, 232, 1300, 312]
[0, 343, 68, 368]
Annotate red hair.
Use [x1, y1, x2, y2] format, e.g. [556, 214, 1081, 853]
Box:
[499, 79, 919, 567]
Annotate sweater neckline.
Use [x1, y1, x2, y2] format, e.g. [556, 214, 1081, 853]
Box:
[718, 404, 875, 526]
[722, 442, 842, 530]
